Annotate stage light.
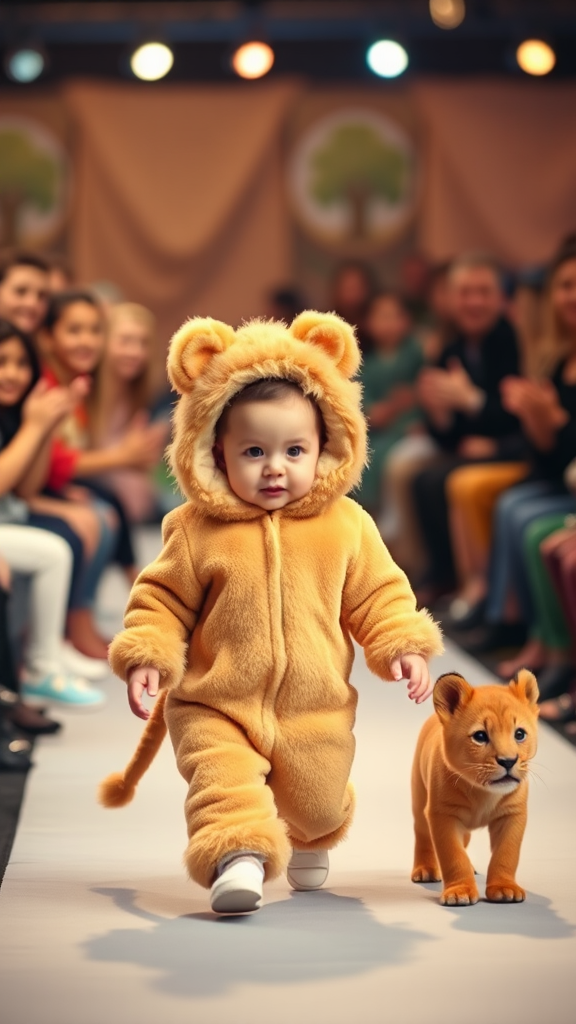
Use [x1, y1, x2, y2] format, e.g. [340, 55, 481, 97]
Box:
[5, 47, 45, 83]
[429, 0, 466, 30]
[367, 40, 409, 79]
[130, 42, 174, 82]
[232, 41, 274, 79]
[516, 40, 556, 76]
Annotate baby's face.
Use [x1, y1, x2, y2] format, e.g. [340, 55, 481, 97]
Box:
[221, 393, 321, 510]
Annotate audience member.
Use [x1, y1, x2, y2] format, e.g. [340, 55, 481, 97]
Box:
[89, 303, 169, 523]
[355, 292, 424, 518]
[0, 251, 50, 337]
[468, 238, 576, 678]
[410, 253, 521, 599]
[265, 287, 305, 323]
[0, 319, 105, 707]
[329, 260, 376, 354]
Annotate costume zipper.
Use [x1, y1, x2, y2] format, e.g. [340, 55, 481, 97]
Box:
[260, 512, 287, 755]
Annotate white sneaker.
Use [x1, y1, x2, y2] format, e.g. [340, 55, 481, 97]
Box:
[210, 857, 264, 915]
[60, 642, 109, 681]
[287, 850, 329, 891]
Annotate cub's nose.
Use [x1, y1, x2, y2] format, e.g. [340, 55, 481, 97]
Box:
[496, 756, 518, 772]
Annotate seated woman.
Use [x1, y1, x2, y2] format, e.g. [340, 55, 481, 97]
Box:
[0, 319, 105, 708]
[88, 302, 169, 524]
[36, 293, 165, 633]
[354, 291, 424, 519]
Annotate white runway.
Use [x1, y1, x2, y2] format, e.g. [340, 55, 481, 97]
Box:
[1, 529, 575, 1024]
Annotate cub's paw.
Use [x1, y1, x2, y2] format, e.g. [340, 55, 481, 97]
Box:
[485, 882, 526, 903]
[440, 883, 479, 906]
[411, 864, 441, 883]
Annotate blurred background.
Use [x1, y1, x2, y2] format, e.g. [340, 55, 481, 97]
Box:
[1, 0, 575, 341]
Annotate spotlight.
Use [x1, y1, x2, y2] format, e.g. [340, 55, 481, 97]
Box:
[367, 40, 409, 79]
[130, 42, 174, 82]
[232, 42, 274, 80]
[5, 46, 45, 83]
[516, 39, 556, 77]
[429, 0, 466, 30]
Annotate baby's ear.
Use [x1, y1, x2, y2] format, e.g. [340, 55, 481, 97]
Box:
[167, 317, 236, 395]
[290, 311, 361, 379]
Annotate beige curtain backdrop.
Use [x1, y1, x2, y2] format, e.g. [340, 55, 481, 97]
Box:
[65, 80, 302, 343]
[413, 79, 576, 266]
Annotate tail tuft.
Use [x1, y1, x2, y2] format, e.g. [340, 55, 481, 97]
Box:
[98, 771, 136, 808]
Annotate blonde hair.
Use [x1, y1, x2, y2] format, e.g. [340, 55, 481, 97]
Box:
[90, 302, 157, 444]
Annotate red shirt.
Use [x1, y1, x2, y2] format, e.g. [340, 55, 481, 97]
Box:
[43, 367, 89, 491]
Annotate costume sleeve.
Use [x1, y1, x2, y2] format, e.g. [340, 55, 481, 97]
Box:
[342, 507, 443, 680]
[108, 508, 203, 688]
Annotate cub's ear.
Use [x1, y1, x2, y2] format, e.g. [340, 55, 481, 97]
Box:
[290, 311, 361, 379]
[509, 668, 539, 706]
[433, 672, 474, 721]
[167, 317, 236, 395]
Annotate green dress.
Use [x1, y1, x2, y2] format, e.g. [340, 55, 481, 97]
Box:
[355, 335, 424, 512]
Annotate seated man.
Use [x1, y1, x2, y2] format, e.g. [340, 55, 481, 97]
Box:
[412, 252, 522, 599]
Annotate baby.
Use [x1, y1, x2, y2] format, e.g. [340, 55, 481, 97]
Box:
[103, 312, 443, 914]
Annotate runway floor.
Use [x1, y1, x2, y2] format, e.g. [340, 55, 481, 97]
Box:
[1, 529, 575, 1024]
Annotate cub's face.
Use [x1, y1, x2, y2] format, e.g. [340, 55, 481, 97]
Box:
[433, 670, 539, 793]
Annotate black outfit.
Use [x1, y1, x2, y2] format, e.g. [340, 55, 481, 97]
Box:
[412, 317, 522, 589]
[529, 359, 576, 483]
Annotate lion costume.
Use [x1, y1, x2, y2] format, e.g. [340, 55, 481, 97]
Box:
[103, 311, 443, 889]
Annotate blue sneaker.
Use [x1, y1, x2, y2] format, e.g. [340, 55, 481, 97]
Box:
[22, 674, 105, 709]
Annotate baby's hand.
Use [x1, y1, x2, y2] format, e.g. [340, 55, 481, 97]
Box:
[127, 666, 160, 720]
[390, 654, 433, 704]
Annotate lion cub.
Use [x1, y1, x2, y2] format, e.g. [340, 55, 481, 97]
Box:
[411, 669, 539, 906]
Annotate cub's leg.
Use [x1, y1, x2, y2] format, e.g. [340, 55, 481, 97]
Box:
[485, 810, 527, 903]
[411, 763, 440, 883]
[428, 813, 479, 905]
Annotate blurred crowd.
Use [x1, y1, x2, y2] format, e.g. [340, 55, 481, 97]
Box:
[2, 235, 576, 770]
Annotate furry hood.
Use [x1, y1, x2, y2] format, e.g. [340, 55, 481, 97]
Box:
[166, 311, 367, 521]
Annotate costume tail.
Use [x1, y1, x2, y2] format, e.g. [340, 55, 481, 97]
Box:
[98, 689, 168, 808]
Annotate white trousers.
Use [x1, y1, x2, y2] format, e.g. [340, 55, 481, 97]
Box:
[0, 524, 72, 679]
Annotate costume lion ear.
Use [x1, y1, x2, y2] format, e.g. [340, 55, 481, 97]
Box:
[167, 317, 236, 394]
[290, 311, 361, 379]
[433, 672, 474, 721]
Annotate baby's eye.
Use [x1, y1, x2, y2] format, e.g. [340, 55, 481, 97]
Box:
[514, 728, 527, 742]
[245, 447, 264, 458]
[471, 730, 489, 744]
[287, 446, 303, 457]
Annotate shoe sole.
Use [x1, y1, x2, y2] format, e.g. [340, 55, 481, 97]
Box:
[287, 869, 329, 891]
[210, 886, 262, 915]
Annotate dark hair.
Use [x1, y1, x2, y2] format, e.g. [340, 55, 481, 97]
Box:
[44, 289, 101, 331]
[448, 252, 504, 288]
[215, 377, 326, 445]
[368, 289, 409, 313]
[0, 319, 41, 448]
[0, 250, 50, 284]
[548, 233, 576, 279]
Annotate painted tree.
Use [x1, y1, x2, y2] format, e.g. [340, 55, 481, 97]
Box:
[311, 123, 409, 239]
[0, 129, 58, 246]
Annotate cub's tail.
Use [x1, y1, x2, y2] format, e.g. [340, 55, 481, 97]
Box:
[98, 689, 168, 808]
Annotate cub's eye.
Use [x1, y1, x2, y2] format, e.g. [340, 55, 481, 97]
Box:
[245, 447, 264, 458]
[515, 728, 527, 742]
[471, 730, 489, 744]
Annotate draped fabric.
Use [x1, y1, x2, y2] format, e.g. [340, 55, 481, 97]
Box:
[413, 80, 576, 265]
[64, 80, 302, 340]
[3, 78, 576, 347]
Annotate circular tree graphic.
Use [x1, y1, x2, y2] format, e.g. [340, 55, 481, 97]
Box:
[289, 109, 417, 251]
[0, 116, 68, 249]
